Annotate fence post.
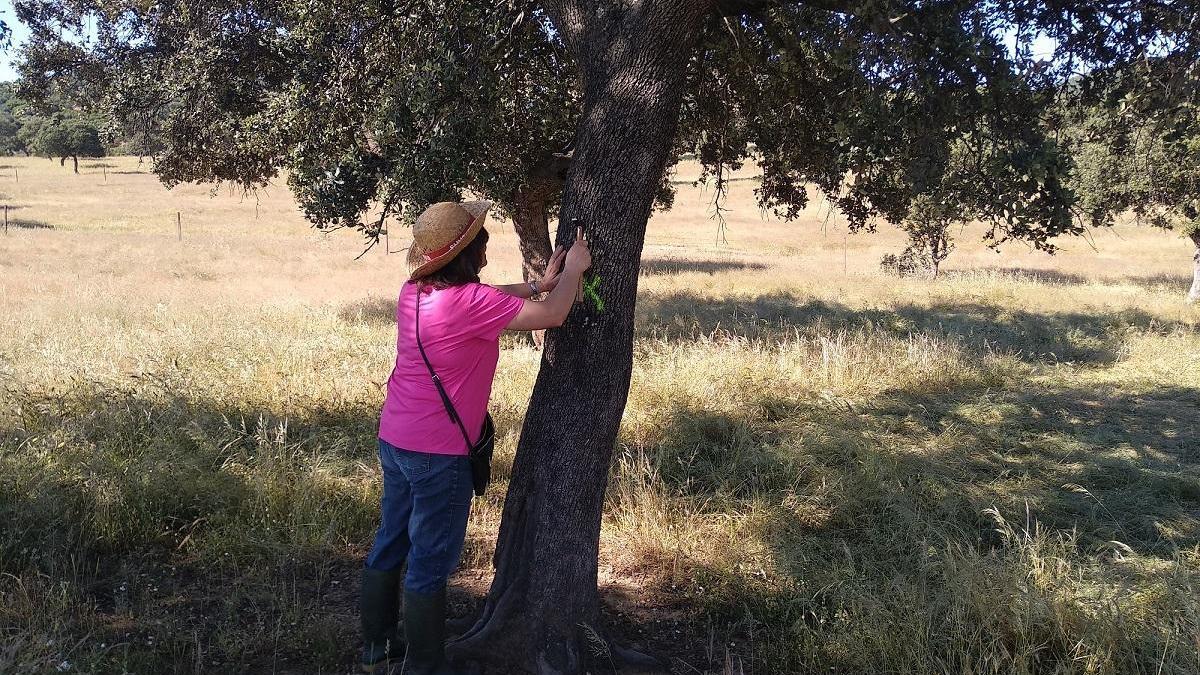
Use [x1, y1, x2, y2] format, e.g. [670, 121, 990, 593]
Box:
[843, 230, 848, 275]
[177, 211, 182, 241]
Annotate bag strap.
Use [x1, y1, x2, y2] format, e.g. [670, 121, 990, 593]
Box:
[414, 284, 474, 452]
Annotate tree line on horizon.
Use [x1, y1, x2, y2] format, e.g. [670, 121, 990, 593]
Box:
[0, 82, 164, 172]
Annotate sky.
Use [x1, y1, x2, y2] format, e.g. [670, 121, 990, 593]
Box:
[1, 0, 28, 82]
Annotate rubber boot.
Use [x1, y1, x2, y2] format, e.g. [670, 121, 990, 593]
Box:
[403, 586, 465, 675]
[360, 567, 404, 673]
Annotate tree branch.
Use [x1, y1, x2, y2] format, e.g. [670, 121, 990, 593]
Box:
[539, 0, 587, 51]
[529, 151, 572, 183]
[714, 0, 908, 30]
[713, 0, 788, 17]
[714, 0, 861, 18]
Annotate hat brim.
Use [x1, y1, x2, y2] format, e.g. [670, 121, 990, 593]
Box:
[406, 201, 492, 280]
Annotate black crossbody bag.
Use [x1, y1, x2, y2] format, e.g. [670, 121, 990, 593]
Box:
[413, 287, 494, 497]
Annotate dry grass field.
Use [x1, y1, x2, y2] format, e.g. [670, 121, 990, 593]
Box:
[1, 155, 1198, 674]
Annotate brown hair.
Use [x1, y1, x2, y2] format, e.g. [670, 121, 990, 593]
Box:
[414, 227, 489, 288]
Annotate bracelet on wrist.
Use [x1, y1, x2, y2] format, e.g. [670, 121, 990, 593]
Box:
[529, 280, 540, 296]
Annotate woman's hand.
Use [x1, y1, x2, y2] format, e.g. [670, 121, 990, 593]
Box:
[566, 230, 592, 274]
[537, 246, 568, 293]
[505, 232, 593, 332]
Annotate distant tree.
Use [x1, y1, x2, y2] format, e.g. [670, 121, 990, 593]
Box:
[27, 111, 104, 172]
[103, 97, 167, 162]
[885, 126, 1074, 278]
[0, 14, 12, 154]
[17, 0, 1200, 670]
[1061, 61, 1200, 302]
[883, 194, 959, 278]
[6, 78, 108, 170]
[0, 110, 21, 155]
[0, 83, 26, 154]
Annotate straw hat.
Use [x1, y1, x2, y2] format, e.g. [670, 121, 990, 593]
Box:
[406, 200, 492, 279]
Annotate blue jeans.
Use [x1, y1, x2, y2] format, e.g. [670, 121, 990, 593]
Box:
[365, 439, 473, 594]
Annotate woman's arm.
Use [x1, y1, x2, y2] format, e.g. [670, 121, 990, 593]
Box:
[495, 282, 537, 299]
[505, 235, 591, 331]
[496, 247, 568, 299]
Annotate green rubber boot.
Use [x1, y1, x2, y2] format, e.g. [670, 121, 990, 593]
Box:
[359, 567, 404, 673]
[403, 586, 466, 675]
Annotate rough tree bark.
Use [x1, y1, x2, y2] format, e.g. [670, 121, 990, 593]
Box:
[929, 227, 948, 279]
[450, 2, 709, 672]
[512, 189, 554, 285]
[510, 153, 572, 348]
[512, 195, 552, 348]
[512, 152, 573, 284]
[1189, 232, 1200, 303]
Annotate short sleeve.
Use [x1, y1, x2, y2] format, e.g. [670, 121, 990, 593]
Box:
[467, 283, 524, 340]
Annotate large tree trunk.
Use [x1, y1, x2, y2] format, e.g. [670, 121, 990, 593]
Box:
[929, 228, 946, 279]
[512, 191, 554, 348]
[451, 2, 707, 672]
[1189, 232, 1200, 304]
[512, 194, 553, 284]
[72, 155, 79, 174]
[511, 155, 572, 348]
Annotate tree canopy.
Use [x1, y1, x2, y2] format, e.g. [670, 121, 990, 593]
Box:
[679, 3, 1084, 252]
[17, 2, 578, 237]
[26, 110, 105, 171]
[12, 86, 107, 171]
[1063, 60, 1200, 237]
[18, 0, 1197, 252]
[0, 84, 26, 155]
[1056, 57, 1200, 299]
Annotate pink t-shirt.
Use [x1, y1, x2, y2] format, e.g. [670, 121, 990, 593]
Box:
[379, 281, 524, 455]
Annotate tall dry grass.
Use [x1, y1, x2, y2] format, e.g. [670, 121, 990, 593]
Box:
[1, 156, 1197, 673]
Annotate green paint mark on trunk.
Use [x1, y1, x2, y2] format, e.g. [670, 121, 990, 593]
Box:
[583, 274, 604, 313]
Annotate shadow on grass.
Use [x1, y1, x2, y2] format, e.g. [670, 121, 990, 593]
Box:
[636, 290, 1193, 365]
[621, 289, 1199, 669]
[1121, 272, 1195, 293]
[948, 266, 1194, 294]
[879, 384, 1198, 549]
[944, 267, 1092, 285]
[0, 381, 399, 672]
[644, 382, 1199, 555]
[639, 257, 769, 275]
[623, 378, 1200, 672]
[339, 287, 1192, 368]
[4, 218, 54, 230]
[0, 385, 384, 562]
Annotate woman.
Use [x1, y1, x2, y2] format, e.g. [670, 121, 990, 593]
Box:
[359, 200, 590, 674]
